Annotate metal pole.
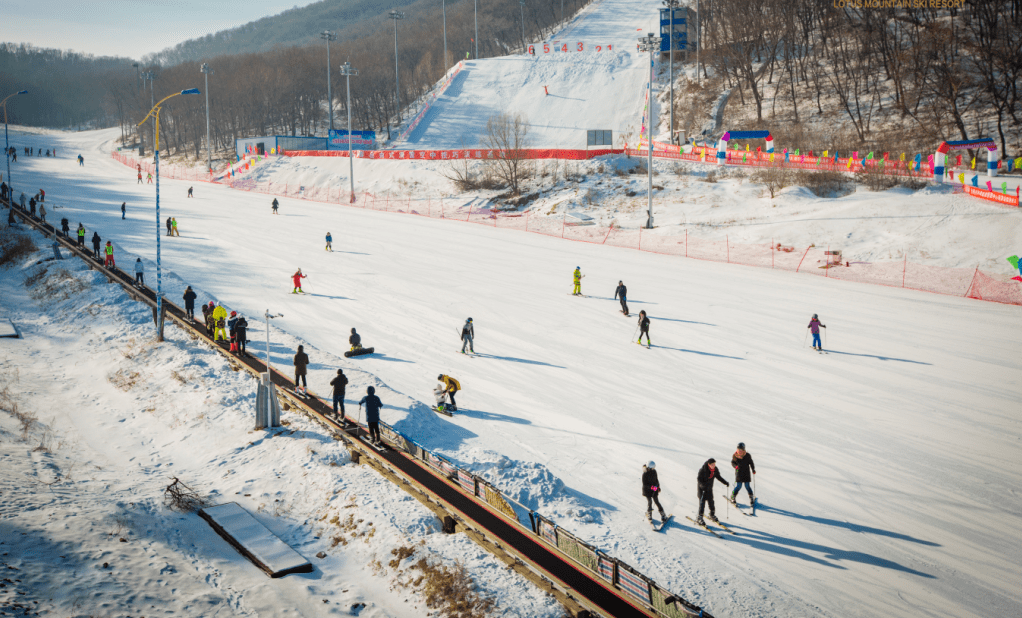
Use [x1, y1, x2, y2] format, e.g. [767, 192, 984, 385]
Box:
[520, 0, 525, 51]
[669, 3, 674, 144]
[321, 32, 336, 132]
[4, 110, 9, 200]
[155, 145, 163, 341]
[696, 0, 701, 86]
[341, 62, 358, 203]
[443, 0, 448, 69]
[200, 64, 213, 172]
[389, 11, 404, 123]
[475, 0, 479, 59]
[264, 310, 272, 384]
[648, 43, 654, 229]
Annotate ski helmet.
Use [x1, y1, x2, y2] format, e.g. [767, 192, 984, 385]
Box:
[575, 266, 580, 270]
[230, 311, 237, 317]
[437, 374, 444, 381]
[737, 442, 745, 450]
[467, 317, 473, 322]
[813, 314, 818, 319]
[646, 461, 656, 469]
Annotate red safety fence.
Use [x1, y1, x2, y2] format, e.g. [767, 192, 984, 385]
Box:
[963, 185, 1020, 207]
[625, 148, 935, 179]
[283, 148, 623, 161]
[112, 151, 223, 183]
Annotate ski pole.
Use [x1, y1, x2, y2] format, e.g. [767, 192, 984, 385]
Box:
[803, 330, 809, 348]
[631, 323, 639, 343]
[824, 329, 827, 349]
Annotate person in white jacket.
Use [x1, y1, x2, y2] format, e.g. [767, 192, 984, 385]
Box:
[133, 258, 145, 286]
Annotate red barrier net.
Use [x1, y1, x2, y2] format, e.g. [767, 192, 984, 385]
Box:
[111, 151, 219, 183]
[284, 148, 623, 161]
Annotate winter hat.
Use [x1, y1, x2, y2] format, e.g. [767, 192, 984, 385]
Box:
[367, 386, 375, 395]
[297, 345, 304, 352]
[707, 458, 716, 465]
[351, 327, 357, 334]
[467, 317, 472, 322]
[136, 258, 141, 262]
[646, 461, 656, 469]
[737, 442, 745, 450]
[337, 369, 344, 374]
[230, 311, 237, 317]
[209, 301, 215, 307]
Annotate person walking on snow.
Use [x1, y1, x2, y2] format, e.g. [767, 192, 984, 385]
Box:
[137, 171, 143, 184]
[325, 232, 332, 252]
[696, 458, 730, 526]
[615, 280, 629, 315]
[104, 241, 115, 268]
[212, 303, 228, 343]
[808, 314, 826, 351]
[133, 258, 145, 286]
[60, 217, 69, 238]
[171, 217, 179, 236]
[76, 224, 86, 246]
[165, 217, 172, 236]
[642, 461, 668, 524]
[38, 203, 46, 223]
[234, 315, 248, 356]
[330, 369, 348, 422]
[293, 345, 309, 394]
[292, 268, 306, 293]
[121, 202, 126, 219]
[461, 318, 475, 354]
[77, 154, 84, 166]
[349, 327, 362, 351]
[91, 232, 101, 260]
[572, 266, 584, 295]
[182, 286, 196, 320]
[271, 198, 279, 214]
[359, 386, 383, 445]
[637, 310, 651, 347]
[437, 374, 461, 411]
[729, 442, 756, 506]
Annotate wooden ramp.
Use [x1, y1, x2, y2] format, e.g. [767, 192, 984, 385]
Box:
[199, 502, 313, 578]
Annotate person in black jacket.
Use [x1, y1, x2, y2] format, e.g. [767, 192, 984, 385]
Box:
[293, 345, 310, 394]
[91, 232, 102, 260]
[637, 310, 651, 347]
[615, 281, 628, 315]
[349, 328, 362, 351]
[234, 315, 248, 356]
[359, 386, 383, 445]
[642, 461, 668, 523]
[730, 443, 756, 506]
[60, 217, 69, 238]
[460, 318, 474, 354]
[165, 217, 173, 236]
[330, 369, 349, 421]
[696, 458, 729, 525]
[182, 286, 197, 320]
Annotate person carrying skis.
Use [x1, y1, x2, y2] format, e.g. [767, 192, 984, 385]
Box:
[187, 187, 193, 198]
[234, 314, 249, 356]
[182, 286, 197, 319]
[171, 217, 179, 236]
[615, 280, 628, 315]
[696, 458, 729, 526]
[572, 266, 584, 296]
[133, 258, 145, 286]
[460, 318, 475, 354]
[637, 310, 651, 347]
[293, 345, 309, 394]
[808, 314, 826, 351]
[437, 374, 461, 411]
[212, 303, 228, 343]
[325, 232, 332, 252]
[91, 232, 101, 260]
[349, 327, 362, 351]
[104, 241, 115, 267]
[729, 442, 756, 506]
[292, 268, 306, 293]
[121, 202, 126, 219]
[642, 461, 668, 524]
[227, 311, 239, 351]
[76, 224, 86, 246]
[271, 198, 279, 214]
[359, 386, 383, 445]
[330, 369, 348, 421]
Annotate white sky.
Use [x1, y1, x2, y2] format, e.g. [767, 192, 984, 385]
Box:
[0, 0, 312, 59]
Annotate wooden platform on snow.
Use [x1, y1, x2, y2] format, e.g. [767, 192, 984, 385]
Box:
[199, 502, 312, 578]
[0, 319, 19, 338]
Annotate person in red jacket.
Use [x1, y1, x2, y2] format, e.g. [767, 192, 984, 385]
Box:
[291, 268, 307, 293]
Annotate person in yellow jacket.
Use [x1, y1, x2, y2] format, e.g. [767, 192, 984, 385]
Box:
[212, 304, 229, 342]
[572, 266, 584, 296]
[437, 374, 461, 411]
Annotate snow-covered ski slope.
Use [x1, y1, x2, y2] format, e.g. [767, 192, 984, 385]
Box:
[16, 120, 1022, 618]
[401, 0, 654, 148]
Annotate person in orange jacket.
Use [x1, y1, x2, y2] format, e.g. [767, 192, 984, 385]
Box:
[291, 268, 307, 293]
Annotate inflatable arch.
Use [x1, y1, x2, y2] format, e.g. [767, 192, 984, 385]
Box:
[934, 138, 999, 182]
[716, 130, 773, 165]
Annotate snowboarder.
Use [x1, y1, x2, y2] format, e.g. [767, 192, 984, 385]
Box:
[572, 266, 584, 295]
[349, 327, 362, 351]
[121, 202, 126, 219]
[133, 258, 145, 286]
[165, 217, 172, 236]
[212, 303, 228, 343]
[187, 187, 193, 198]
[271, 198, 279, 214]
[171, 217, 179, 236]
[293, 345, 309, 394]
[437, 374, 461, 411]
[696, 459, 730, 526]
[615, 280, 628, 315]
[91, 232, 101, 260]
[460, 317, 475, 354]
[182, 286, 197, 319]
[729, 443, 756, 506]
[227, 311, 240, 351]
[637, 310, 651, 347]
[325, 232, 332, 252]
[291, 268, 306, 293]
[103, 241, 115, 268]
[359, 386, 383, 445]
[76, 224, 86, 246]
[234, 314, 248, 356]
[330, 369, 348, 420]
[808, 314, 826, 351]
[642, 461, 668, 524]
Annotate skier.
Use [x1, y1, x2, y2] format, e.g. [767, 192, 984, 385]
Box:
[28, 197, 36, 216]
[38, 203, 45, 223]
[808, 314, 826, 351]
[637, 310, 651, 347]
[234, 314, 249, 356]
[60, 217, 69, 238]
[271, 198, 279, 214]
[437, 374, 461, 411]
[293, 345, 309, 395]
[433, 383, 450, 414]
[121, 202, 126, 219]
[182, 286, 197, 319]
[165, 217, 172, 236]
[615, 280, 628, 315]
[77, 154, 84, 166]
[325, 232, 332, 252]
[642, 461, 668, 525]
[729, 443, 756, 506]
[137, 171, 142, 184]
[202, 301, 215, 337]
[91, 232, 101, 260]
[212, 303, 228, 343]
[146, 172, 153, 184]
[133, 258, 145, 286]
[460, 317, 475, 354]
[349, 327, 362, 351]
[359, 386, 383, 445]
[572, 266, 584, 295]
[330, 369, 348, 421]
[76, 224, 86, 246]
[187, 187, 193, 198]
[291, 268, 306, 293]
[227, 311, 240, 351]
[171, 217, 179, 236]
[104, 241, 115, 268]
[696, 458, 730, 526]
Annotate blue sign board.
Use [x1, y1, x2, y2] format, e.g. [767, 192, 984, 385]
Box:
[659, 8, 687, 52]
[329, 129, 377, 150]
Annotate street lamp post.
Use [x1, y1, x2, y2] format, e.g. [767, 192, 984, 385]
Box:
[520, 0, 526, 51]
[200, 63, 214, 173]
[474, 0, 479, 59]
[143, 71, 158, 154]
[137, 87, 201, 341]
[442, 0, 447, 69]
[340, 62, 359, 203]
[320, 31, 336, 131]
[2, 90, 28, 202]
[638, 33, 662, 229]
[665, 0, 679, 145]
[389, 10, 405, 127]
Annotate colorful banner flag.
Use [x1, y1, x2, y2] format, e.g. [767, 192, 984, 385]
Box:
[971, 157, 976, 170]
[971, 175, 979, 187]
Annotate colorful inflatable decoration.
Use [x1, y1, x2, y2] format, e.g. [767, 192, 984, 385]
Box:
[1008, 255, 1021, 282]
[934, 138, 999, 183]
[716, 131, 773, 166]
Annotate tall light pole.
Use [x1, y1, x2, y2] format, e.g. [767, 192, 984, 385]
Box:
[520, 0, 526, 51]
[665, 0, 679, 144]
[638, 33, 662, 229]
[389, 10, 405, 127]
[137, 88, 201, 341]
[200, 63, 214, 172]
[474, 0, 479, 59]
[320, 31, 336, 131]
[696, 0, 701, 86]
[442, 0, 448, 69]
[2, 90, 28, 201]
[340, 62, 358, 203]
[143, 71, 157, 154]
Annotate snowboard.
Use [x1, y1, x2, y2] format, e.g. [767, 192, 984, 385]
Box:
[431, 405, 453, 417]
[344, 347, 374, 358]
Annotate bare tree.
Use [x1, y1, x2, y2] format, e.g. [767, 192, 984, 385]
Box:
[482, 111, 531, 195]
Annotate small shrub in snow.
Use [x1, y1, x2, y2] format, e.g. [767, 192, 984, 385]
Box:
[163, 477, 209, 512]
[0, 233, 36, 266]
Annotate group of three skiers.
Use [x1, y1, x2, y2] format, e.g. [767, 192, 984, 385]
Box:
[643, 443, 756, 528]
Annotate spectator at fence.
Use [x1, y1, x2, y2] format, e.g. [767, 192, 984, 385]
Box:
[104, 241, 115, 267]
[182, 286, 196, 320]
[134, 258, 145, 286]
[359, 386, 383, 445]
[91, 232, 101, 260]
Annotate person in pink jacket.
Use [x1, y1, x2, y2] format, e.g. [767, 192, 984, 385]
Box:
[292, 268, 307, 293]
[808, 314, 826, 351]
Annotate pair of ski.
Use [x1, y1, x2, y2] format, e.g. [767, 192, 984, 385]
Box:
[684, 516, 737, 539]
[725, 494, 757, 516]
[648, 514, 672, 532]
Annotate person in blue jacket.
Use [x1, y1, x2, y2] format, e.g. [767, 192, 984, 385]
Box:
[359, 386, 383, 445]
[325, 232, 332, 252]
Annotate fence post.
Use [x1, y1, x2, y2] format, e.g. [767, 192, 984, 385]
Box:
[771, 238, 774, 268]
[825, 245, 829, 277]
[795, 246, 811, 273]
[965, 266, 980, 297]
[902, 252, 907, 287]
[727, 235, 730, 263]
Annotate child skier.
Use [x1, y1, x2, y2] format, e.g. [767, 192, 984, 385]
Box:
[729, 442, 756, 506]
[434, 383, 451, 414]
[696, 458, 729, 526]
[642, 461, 668, 525]
[637, 310, 651, 347]
[572, 266, 584, 295]
[292, 268, 306, 293]
[104, 241, 115, 267]
[808, 314, 826, 351]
